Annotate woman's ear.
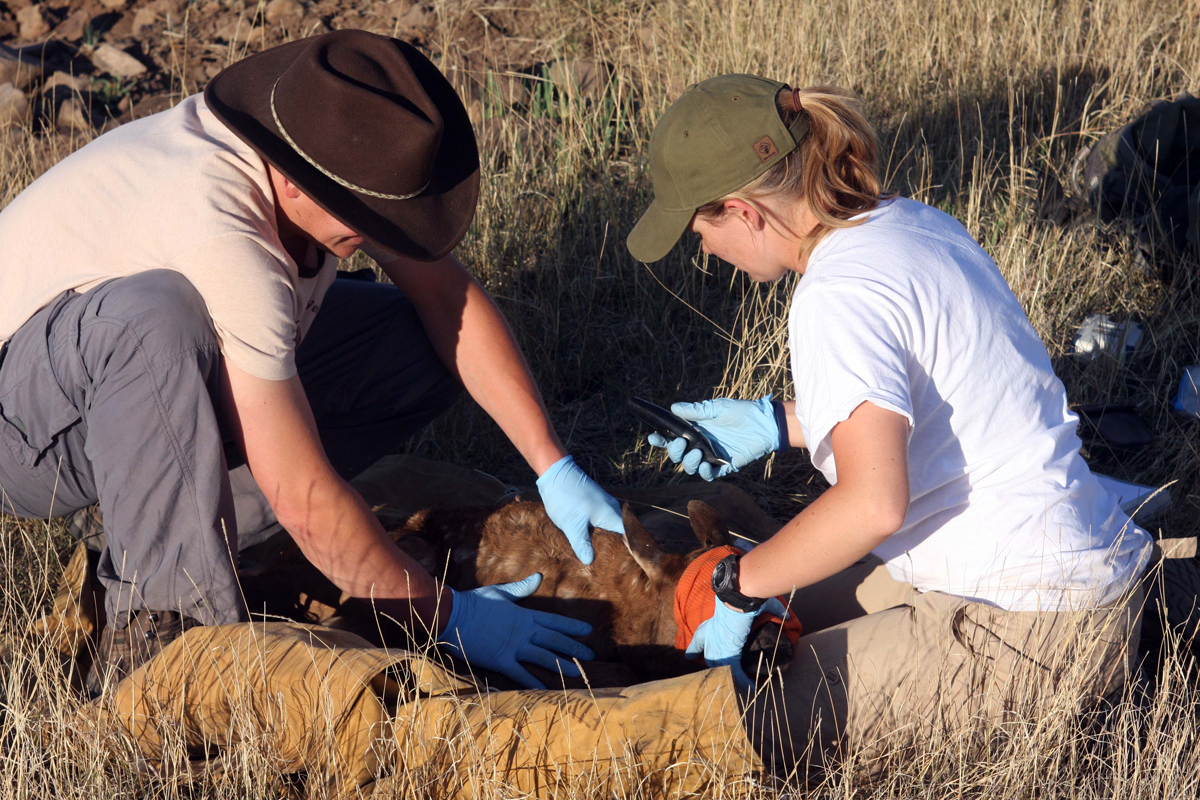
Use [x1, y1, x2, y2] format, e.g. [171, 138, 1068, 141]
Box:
[722, 198, 766, 232]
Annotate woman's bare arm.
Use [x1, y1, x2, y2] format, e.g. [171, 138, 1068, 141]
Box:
[736, 401, 910, 599]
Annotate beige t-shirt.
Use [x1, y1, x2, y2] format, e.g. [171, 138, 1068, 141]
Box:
[0, 94, 337, 380]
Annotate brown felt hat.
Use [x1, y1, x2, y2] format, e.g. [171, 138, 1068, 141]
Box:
[205, 29, 479, 261]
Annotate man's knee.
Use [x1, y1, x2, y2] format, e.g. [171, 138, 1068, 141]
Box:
[379, 291, 463, 411]
[89, 270, 217, 362]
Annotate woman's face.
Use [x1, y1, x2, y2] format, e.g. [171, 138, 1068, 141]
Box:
[686, 199, 805, 282]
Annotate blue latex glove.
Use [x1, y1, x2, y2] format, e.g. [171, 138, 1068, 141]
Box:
[536, 455, 625, 565]
[436, 573, 595, 690]
[685, 596, 789, 690]
[647, 395, 783, 481]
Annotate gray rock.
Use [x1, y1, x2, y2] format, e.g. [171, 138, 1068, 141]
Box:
[50, 9, 90, 42]
[296, 15, 328, 35]
[0, 43, 45, 90]
[132, 7, 160, 37]
[546, 59, 611, 103]
[382, 0, 411, 19]
[0, 82, 29, 130]
[42, 71, 89, 94]
[56, 97, 92, 131]
[385, 1, 433, 33]
[265, 0, 304, 24]
[91, 44, 148, 78]
[16, 5, 50, 41]
[215, 19, 261, 44]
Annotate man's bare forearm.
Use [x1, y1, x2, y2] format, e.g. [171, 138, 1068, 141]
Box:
[221, 362, 452, 636]
[382, 255, 567, 475]
[273, 470, 451, 634]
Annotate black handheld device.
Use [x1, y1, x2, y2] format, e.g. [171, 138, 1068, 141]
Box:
[628, 396, 730, 468]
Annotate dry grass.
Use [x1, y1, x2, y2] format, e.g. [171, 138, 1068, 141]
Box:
[4, 0, 1200, 796]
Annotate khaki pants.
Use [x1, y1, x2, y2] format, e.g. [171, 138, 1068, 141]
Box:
[747, 557, 1145, 771]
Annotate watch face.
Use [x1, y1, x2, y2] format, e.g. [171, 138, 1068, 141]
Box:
[712, 555, 735, 593]
[712, 554, 765, 612]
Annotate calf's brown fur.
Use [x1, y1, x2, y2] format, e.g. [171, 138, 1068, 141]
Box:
[388, 499, 792, 686]
[241, 499, 791, 688]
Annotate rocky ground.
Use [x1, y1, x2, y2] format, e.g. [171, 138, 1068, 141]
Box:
[0, 0, 622, 140]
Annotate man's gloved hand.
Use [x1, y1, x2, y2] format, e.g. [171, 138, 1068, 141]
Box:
[536, 454, 625, 565]
[436, 573, 595, 690]
[685, 596, 789, 690]
[647, 395, 784, 481]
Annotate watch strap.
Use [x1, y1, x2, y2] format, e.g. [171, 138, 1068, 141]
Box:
[712, 554, 767, 613]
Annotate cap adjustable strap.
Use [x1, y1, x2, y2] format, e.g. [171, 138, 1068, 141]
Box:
[269, 78, 431, 202]
[787, 107, 811, 146]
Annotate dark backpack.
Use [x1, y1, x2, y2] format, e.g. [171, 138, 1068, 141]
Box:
[1067, 94, 1200, 257]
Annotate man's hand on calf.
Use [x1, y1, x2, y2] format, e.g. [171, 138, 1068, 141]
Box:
[536, 455, 625, 565]
[436, 573, 595, 690]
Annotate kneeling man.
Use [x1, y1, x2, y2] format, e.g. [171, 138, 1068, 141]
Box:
[0, 30, 621, 692]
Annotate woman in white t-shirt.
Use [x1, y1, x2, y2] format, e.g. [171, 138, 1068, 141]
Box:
[627, 75, 1152, 768]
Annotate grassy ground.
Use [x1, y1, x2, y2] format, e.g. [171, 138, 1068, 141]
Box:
[3, 0, 1200, 796]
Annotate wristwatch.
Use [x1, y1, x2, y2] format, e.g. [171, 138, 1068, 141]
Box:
[711, 553, 767, 613]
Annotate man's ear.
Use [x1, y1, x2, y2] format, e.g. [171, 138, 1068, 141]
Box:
[267, 163, 304, 201]
[278, 174, 304, 200]
[722, 198, 766, 231]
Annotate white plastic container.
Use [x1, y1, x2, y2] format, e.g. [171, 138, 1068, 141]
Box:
[1072, 314, 1143, 362]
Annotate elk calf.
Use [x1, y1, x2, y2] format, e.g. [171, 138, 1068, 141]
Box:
[241, 498, 794, 688]
[389, 499, 794, 686]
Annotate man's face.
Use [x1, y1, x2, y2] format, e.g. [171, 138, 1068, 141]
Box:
[268, 165, 365, 259]
[281, 189, 365, 259]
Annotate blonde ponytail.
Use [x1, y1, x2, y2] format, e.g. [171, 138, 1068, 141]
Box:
[697, 85, 893, 264]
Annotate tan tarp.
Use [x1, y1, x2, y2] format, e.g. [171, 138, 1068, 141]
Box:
[96, 623, 422, 794]
[379, 664, 756, 798]
[35, 456, 770, 797]
[85, 621, 757, 798]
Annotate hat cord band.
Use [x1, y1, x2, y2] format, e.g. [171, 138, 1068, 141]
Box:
[270, 79, 430, 202]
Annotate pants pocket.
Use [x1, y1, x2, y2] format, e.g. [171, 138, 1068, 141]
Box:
[0, 346, 81, 469]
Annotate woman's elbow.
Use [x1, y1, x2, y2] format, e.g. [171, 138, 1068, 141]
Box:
[867, 496, 909, 542]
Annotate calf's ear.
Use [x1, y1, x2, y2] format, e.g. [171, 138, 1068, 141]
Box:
[688, 500, 732, 548]
[622, 503, 664, 579]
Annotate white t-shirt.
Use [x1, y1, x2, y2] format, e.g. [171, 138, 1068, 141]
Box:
[789, 197, 1151, 611]
[0, 94, 337, 381]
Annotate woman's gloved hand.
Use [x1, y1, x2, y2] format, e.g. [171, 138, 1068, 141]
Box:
[647, 395, 785, 481]
[684, 596, 789, 690]
[536, 454, 625, 565]
[436, 573, 595, 690]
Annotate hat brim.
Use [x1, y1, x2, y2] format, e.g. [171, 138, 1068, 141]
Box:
[204, 37, 480, 262]
[627, 199, 695, 263]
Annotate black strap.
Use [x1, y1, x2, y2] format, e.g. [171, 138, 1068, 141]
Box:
[772, 399, 790, 454]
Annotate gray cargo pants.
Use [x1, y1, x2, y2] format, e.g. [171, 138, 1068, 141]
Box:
[0, 269, 460, 628]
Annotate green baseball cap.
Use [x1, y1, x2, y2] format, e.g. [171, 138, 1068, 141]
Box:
[627, 74, 811, 263]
